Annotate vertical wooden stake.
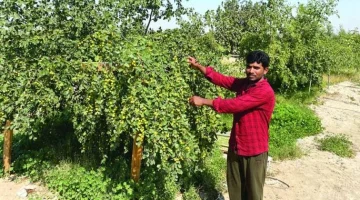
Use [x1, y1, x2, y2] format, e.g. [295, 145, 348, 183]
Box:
[328, 71, 330, 89]
[3, 120, 13, 174]
[131, 133, 143, 182]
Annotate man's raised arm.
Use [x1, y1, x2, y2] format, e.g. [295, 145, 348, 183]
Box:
[187, 57, 242, 92]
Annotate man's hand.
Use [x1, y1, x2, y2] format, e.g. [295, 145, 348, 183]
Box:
[189, 96, 214, 107]
[187, 56, 199, 69]
[189, 96, 204, 107]
[187, 56, 206, 74]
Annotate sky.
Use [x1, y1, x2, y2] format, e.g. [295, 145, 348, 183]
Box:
[151, 0, 360, 32]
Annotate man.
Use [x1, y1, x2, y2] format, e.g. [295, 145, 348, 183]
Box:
[188, 50, 275, 200]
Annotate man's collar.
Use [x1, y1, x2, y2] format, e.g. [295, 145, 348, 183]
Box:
[246, 78, 267, 87]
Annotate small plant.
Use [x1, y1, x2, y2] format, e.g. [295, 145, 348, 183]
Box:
[183, 185, 201, 200]
[219, 114, 233, 133]
[318, 134, 354, 158]
[348, 96, 355, 101]
[44, 163, 111, 200]
[191, 146, 226, 199]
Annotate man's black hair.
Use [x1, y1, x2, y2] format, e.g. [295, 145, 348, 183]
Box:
[245, 50, 270, 68]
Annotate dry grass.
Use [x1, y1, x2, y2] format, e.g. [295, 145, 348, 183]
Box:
[220, 56, 238, 65]
[216, 135, 229, 147]
[219, 56, 246, 79]
[323, 72, 360, 86]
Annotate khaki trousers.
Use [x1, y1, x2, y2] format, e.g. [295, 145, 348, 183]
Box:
[227, 150, 268, 200]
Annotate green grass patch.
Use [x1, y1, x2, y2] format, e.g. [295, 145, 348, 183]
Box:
[45, 163, 113, 199]
[317, 135, 355, 158]
[216, 135, 229, 147]
[269, 143, 303, 160]
[192, 146, 226, 199]
[269, 102, 323, 160]
[219, 114, 233, 132]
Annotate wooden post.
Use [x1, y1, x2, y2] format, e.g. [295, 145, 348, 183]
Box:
[3, 120, 13, 174]
[131, 133, 143, 182]
[328, 71, 330, 89]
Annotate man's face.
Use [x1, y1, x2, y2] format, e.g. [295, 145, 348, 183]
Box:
[245, 62, 268, 82]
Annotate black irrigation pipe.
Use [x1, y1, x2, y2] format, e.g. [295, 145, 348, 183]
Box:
[266, 177, 290, 188]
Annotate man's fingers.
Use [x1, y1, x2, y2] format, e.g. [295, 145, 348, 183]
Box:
[188, 96, 195, 105]
[188, 56, 196, 63]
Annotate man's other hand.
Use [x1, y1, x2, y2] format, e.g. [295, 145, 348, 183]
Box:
[189, 96, 204, 107]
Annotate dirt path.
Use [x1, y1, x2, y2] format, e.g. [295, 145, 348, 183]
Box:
[0, 175, 55, 200]
[264, 81, 360, 200]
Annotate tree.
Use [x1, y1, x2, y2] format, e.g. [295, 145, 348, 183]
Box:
[0, 1, 226, 198]
[206, 0, 245, 54]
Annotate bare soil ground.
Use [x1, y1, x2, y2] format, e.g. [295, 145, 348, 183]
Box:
[1, 81, 359, 200]
[0, 175, 56, 200]
[263, 81, 360, 200]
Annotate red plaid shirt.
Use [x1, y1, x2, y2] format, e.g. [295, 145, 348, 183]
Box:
[205, 67, 275, 156]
